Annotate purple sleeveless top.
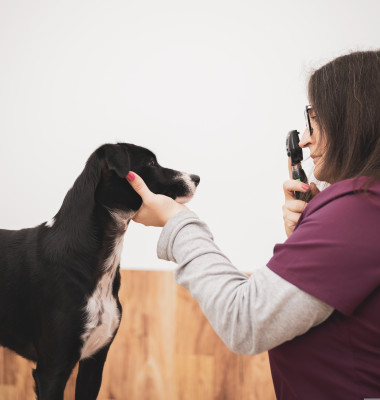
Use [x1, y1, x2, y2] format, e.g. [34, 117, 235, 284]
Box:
[267, 177, 380, 399]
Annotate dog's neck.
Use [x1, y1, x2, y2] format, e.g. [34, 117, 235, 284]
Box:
[44, 200, 136, 275]
[105, 208, 136, 235]
[91, 208, 136, 282]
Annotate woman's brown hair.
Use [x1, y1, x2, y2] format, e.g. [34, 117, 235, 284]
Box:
[308, 50, 380, 184]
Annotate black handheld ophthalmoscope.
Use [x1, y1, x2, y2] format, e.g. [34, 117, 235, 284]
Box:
[286, 130, 311, 202]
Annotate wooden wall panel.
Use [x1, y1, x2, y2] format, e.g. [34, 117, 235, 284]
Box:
[0, 270, 276, 400]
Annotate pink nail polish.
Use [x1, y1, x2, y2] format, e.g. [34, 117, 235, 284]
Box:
[302, 184, 310, 190]
[126, 172, 135, 181]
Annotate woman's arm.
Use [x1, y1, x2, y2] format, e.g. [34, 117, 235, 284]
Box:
[127, 172, 333, 354]
[158, 210, 333, 354]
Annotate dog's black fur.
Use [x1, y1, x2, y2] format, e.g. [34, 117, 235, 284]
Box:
[0, 143, 199, 399]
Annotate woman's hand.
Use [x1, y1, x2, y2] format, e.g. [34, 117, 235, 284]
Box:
[283, 161, 320, 237]
[126, 172, 188, 227]
[282, 180, 312, 237]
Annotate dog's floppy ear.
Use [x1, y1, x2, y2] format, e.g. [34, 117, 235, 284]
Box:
[102, 144, 131, 178]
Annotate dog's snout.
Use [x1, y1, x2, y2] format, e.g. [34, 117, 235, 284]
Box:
[191, 174, 200, 187]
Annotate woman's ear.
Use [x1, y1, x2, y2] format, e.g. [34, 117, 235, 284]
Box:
[102, 144, 131, 178]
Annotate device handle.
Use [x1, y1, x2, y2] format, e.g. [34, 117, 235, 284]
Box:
[292, 166, 312, 202]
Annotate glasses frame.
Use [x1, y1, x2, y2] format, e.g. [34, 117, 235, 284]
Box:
[304, 105, 314, 135]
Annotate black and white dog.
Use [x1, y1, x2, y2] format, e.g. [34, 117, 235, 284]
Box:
[0, 143, 199, 400]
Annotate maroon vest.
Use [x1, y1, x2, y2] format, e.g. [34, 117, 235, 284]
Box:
[267, 177, 380, 399]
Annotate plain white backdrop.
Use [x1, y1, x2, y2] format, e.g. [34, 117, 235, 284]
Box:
[0, 0, 379, 271]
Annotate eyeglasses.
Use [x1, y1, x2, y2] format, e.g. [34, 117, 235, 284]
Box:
[304, 105, 314, 135]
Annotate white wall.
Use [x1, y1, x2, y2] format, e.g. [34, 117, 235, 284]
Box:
[1, 0, 379, 271]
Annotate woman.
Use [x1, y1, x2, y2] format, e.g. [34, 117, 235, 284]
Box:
[126, 50, 380, 399]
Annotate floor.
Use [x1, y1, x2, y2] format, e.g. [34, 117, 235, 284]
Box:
[0, 270, 276, 400]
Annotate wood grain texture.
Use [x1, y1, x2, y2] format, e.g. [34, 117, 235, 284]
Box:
[0, 270, 276, 400]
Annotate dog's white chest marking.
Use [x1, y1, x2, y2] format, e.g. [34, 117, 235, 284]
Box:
[80, 273, 120, 360]
[80, 211, 133, 360]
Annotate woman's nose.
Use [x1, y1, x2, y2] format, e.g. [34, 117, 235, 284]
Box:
[299, 128, 312, 148]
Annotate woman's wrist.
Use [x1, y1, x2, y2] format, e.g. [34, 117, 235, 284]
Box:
[163, 201, 188, 225]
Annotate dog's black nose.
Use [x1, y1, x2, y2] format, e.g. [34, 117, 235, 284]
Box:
[191, 174, 200, 186]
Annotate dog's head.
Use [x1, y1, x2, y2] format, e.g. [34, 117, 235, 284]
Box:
[92, 143, 200, 212]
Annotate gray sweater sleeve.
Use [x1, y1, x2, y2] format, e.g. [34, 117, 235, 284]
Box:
[157, 210, 334, 355]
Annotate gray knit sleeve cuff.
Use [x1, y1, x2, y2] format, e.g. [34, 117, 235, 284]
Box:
[157, 210, 201, 262]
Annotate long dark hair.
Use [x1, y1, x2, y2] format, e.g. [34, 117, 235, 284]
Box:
[308, 50, 380, 184]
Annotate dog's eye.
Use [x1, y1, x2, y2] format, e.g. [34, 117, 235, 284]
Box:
[148, 160, 156, 167]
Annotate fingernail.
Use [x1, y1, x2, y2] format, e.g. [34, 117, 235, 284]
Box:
[126, 172, 135, 181]
[302, 184, 310, 190]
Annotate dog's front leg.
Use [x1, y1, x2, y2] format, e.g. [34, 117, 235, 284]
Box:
[75, 344, 111, 400]
[33, 361, 77, 400]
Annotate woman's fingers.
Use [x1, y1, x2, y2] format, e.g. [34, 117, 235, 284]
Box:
[126, 171, 188, 227]
[283, 199, 307, 214]
[282, 178, 310, 237]
[283, 209, 303, 237]
[283, 179, 310, 200]
[282, 200, 306, 237]
[282, 180, 322, 237]
[126, 171, 154, 203]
